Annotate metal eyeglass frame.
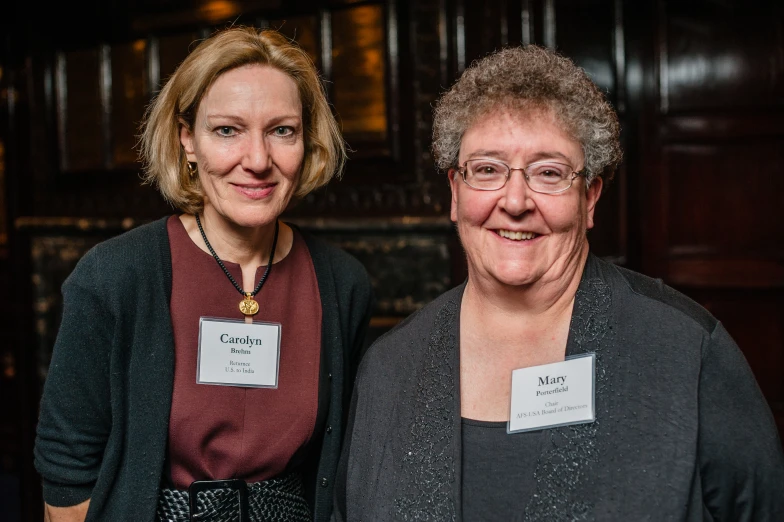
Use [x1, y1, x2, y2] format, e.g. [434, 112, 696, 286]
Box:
[456, 158, 586, 194]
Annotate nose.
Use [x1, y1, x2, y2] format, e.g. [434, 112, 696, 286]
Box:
[241, 134, 273, 174]
[499, 168, 535, 216]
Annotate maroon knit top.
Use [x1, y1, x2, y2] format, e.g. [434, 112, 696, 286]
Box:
[166, 215, 322, 489]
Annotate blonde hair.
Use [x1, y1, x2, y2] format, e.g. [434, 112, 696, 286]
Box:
[432, 45, 622, 184]
[139, 26, 345, 214]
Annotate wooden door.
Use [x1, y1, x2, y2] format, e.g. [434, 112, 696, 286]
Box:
[627, 0, 784, 436]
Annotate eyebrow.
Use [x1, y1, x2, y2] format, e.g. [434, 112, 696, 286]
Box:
[204, 114, 243, 124]
[465, 149, 575, 164]
[466, 149, 507, 159]
[204, 114, 302, 125]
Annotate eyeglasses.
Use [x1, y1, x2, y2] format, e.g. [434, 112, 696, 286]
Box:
[456, 158, 585, 194]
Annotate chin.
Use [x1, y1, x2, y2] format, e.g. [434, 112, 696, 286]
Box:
[498, 276, 540, 288]
[224, 210, 280, 229]
[484, 269, 541, 288]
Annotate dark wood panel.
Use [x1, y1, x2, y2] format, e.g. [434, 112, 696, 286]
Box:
[311, 229, 454, 315]
[555, 0, 617, 101]
[0, 138, 6, 249]
[589, 164, 626, 262]
[664, 143, 784, 257]
[669, 258, 784, 288]
[156, 32, 198, 91]
[111, 39, 149, 168]
[331, 4, 389, 149]
[27, 55, 60, 215]
[291, 175, 452, 219]
[662, 114, 784, 141]
[404, 0, 438, 182]
[56, 48, 105, 172]
[0, 257, 21, 518]
[461, 1, 507, 70]
[661, 0, 784, 113]
[131, 0, 282, 32]
[269, 15, 321, 69]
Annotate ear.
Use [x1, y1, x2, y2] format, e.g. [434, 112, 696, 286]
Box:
[585, 176, 603, 230]
[448, 169, 460, 223]
[179, 121, 197, 163]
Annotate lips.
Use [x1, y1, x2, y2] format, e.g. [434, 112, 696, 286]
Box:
[497, 229, 539, 241]
[233, 183, 276, 199]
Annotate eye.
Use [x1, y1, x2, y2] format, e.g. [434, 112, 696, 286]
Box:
[273, 126, 294, 137]
[529, 163, 570, 181]
[469, 160, 505, 176]
[216, 126, 236, 137]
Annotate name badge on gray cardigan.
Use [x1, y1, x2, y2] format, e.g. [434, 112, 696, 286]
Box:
[508, 352, 596, 433]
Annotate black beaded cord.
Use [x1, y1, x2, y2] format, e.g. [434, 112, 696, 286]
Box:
[195, 213, 279, 298]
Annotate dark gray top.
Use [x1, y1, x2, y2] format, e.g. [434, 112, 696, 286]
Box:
[333, 253, 784, 522]
[34, 216, 374, 522]
[461, 419, 545, 522]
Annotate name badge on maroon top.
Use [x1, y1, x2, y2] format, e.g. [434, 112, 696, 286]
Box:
[197, 317, 282, 388]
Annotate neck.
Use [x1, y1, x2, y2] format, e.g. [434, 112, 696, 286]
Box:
[195, 208, 278, 268]
[462, 245, 589, 341]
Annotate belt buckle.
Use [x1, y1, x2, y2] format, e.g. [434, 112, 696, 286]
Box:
[188, 479, 249, 522]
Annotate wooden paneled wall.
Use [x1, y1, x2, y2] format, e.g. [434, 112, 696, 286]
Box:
[1, 0, 782, 520]
[629, 0, 784, 436]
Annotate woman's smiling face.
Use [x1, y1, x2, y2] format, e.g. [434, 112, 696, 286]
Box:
[180, 64, 304, 229]
[449, 108, 602, 290]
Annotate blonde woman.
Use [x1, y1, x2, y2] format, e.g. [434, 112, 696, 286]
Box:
[35, 26, 373, 522]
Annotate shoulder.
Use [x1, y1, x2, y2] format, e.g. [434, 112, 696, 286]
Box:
[67, 216, 171, 289]
[590, 255, 719, 335]
[359, 283, 463, 376]
[376, 284, 462, 343]
[82, 216, 169, 262]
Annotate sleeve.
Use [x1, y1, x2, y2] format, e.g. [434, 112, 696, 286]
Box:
[348, 275, 374, 395]
[332, 257, 373, 522]
[338, 255, 375, 426]
[33, 250, 114, 507]
[698, 322, 784, 520]
[331, 363, 362, 522]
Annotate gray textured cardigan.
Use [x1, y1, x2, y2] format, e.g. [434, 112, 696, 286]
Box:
[34, 216, 374, 522]
[334, 254, 784, 521]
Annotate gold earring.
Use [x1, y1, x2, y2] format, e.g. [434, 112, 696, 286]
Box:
[186, 162, 197, 178]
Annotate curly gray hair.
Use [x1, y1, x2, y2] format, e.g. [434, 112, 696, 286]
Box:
[432, 45, 622, 183]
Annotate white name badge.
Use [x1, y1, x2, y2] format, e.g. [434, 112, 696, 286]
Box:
[197, 317, 281, 388]
[508, 352, 595, 434]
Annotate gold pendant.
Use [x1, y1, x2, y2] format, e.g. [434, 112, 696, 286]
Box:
[239, 294, 259, 316]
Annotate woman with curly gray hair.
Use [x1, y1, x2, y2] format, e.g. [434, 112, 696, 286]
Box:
[333, 45, 784, 521]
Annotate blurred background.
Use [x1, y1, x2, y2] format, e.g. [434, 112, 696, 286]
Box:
[0, 0, 782, 520]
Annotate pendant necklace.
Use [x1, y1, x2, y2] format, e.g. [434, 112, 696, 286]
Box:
[195, 213, 279, 317]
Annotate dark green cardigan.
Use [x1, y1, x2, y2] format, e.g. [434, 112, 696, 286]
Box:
[34, 216, 374, 522]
